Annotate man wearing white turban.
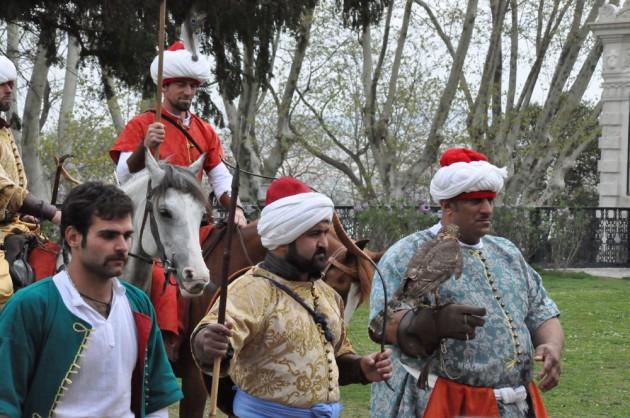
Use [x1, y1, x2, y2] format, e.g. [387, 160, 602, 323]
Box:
[191, 177, 392, 418]
[109, 41, 245, 349]
[0, 56, 61, 310]
[369, 148, 564, 418]
[110, 41, 244, 225]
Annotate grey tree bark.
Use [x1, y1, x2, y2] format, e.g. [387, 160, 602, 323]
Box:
[6, 22, 22, 151]
[21, 35, 52, 201]
[57, 34, 80, 154]
[101, 68, 125, 134]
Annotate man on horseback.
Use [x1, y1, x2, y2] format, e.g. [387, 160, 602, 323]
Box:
[0, 56, 61, 310]
[109, 41, 245, 226]
[191, 176, 392, 418]
[0, 182, 181, 417]
[109, 41, 246, 356]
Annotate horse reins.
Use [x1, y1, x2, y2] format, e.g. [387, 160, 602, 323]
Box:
[128, 177, 178, 293]
[322, 246, 358, 278]
[202, 222, 254, 267]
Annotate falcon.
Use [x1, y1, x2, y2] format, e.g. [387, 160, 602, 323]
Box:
[369, 224, 462, 337]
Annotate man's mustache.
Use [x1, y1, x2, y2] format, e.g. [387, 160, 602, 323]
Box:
[105, 255, 128, 263]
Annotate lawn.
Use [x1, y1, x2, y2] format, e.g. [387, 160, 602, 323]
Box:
[170, 271, 630, 417]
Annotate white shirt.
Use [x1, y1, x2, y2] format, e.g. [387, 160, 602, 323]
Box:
[52, 272, 167, 418]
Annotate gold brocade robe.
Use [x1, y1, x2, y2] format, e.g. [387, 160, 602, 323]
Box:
[0, 125, 35, 307]
[193, 266, 356, 408]
[0, 126, 29, 231]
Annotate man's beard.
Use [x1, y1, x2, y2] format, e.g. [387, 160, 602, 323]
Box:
[286, 242, 327, 278]
[0, 101, 10, 112]
[172, 100, 191, 112]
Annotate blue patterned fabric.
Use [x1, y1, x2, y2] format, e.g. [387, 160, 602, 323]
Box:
[233, 387, 343, 418]
[368, 226, 560, 418]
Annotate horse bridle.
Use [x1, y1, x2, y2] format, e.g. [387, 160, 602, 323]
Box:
[128, 178, 178, 293]
[322, 246, 358, 279]
[202, 222, 254, 267]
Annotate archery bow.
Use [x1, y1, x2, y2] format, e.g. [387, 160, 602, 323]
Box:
[51, 154, 79, 207]
[208, 163, 240, 418]
[153, 0, 167, 160]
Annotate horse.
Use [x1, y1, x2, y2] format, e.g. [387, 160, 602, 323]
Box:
[119, 149, 211, 297]
[174, 212, 382, 418]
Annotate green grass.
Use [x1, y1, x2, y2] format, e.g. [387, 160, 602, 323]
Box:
[170, 272, 630, 417]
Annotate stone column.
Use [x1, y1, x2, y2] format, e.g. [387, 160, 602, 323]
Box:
[591, 2, 630, 206]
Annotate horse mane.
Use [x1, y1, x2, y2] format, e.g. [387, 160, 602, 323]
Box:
[151, 163, 209, 209]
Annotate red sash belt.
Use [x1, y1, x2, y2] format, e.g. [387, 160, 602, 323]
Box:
[423, 377, 548, 418]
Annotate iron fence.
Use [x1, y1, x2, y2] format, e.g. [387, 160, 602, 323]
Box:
[213, 206, 630, 268]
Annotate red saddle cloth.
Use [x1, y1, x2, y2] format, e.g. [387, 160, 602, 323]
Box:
[150, 224, 214, 336]
[423, 377, 548, 418]
[30, 240, 61, 281]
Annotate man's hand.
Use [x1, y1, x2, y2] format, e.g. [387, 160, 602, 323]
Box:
[408, 303, 486, 343]
[144, 122, 165, 150]
[20, 214, 38, 224]
[534, 343, 562, 391]
[234, 207, 247, 227]
[51, 210, 62, 226]
[192, 322, 233, 364]
[532, 317, 564, 392]
[430, 304, 487, 341]
[360, 349, 393, 383]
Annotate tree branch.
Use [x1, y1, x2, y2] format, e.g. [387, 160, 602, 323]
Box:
[414, 0, 474, 109]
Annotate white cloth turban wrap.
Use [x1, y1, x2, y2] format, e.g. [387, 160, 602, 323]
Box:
[0, 56, 17, 84]
[150, 49, 211, 85]
[257, 192, 334, 250]
[430, 160, 508, 202]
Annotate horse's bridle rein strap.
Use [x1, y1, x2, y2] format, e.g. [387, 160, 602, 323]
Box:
[129, 178, 177, 293]
[202, 222, 254, 267]
[322, 247, 357, 278]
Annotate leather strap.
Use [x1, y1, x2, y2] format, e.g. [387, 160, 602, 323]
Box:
[256, 274, 335, 344]
[147, 110, 205, 155]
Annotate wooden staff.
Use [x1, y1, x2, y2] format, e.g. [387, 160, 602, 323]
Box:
[154, 0, 167, 159]
[208, 164, 240, 418]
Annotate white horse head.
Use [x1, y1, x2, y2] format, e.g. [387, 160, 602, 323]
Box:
[120, 149, 210, 297]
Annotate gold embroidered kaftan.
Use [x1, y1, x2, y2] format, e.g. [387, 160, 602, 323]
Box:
[193, 266, 356, 408]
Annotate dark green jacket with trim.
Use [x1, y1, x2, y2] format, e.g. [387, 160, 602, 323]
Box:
[0, 277, 182, 418]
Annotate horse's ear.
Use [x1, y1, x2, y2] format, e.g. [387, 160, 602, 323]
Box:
[189, 153, 206, 176]
[355, 239, 369, 250]
[145, 147, 165, 185]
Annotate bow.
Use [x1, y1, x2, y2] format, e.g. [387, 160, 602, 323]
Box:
[208, 162, 240, 418]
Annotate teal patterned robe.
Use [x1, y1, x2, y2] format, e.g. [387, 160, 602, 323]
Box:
[369, 225, 560, 418]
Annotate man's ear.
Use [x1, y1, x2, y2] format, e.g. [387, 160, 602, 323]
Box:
[440, 199, 458, 221]
[64, 226, 83, 250]
[271, 245, 288, 258]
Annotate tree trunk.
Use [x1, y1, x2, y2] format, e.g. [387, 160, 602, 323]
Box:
[221, 39, 261, 203]
[264, 6, 316, 178]
[102, 69, 126, 134]
[7, 23, 22, 151]
[21, 36, 53, 201]
[407, 0, 479, 185]
[57, 34, 80, 154]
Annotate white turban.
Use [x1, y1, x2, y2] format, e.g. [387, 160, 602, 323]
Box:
[257, 192, 334, 250]
[0, 56, 17, 84]
[430, 160, 508, 202]
[150, 46, 211, 85]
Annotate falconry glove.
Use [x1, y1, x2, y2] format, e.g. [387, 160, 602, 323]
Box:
[397, 303, 487, 357]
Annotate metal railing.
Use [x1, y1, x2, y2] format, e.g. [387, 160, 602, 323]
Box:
[213, 205, 630, 267]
